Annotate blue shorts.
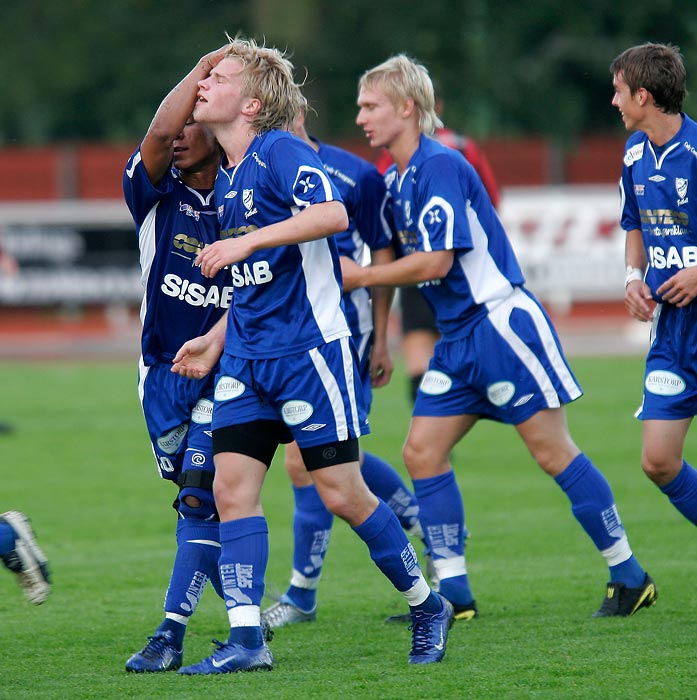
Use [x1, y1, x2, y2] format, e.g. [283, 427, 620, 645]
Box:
[636, 302, 697, 420]
[414, 287, 583, 424]
[212, 335, 370, 448]
[139, 360, 216, 481]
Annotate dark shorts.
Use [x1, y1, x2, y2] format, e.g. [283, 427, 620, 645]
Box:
[399, 286, 438, 335]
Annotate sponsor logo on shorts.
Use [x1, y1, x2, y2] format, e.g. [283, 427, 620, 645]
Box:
[157, 423, 188, 455]
[487, 381, 516, 407]
[301, 423, 326, 432]
[281, 400, 314, 426]
[645, 370, 686, 396]
[191, 398, 213, 424]
[215, 376, 245, 401]
[419, 370, 453, 396]
[513, 393, 534, 407]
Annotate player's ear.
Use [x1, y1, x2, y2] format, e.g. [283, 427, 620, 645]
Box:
[400, 97, 416, 119]
[243, 97, 262, 117]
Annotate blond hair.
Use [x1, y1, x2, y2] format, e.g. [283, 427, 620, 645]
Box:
[359, 54, 443, 135]
[224, 35, 306, 133]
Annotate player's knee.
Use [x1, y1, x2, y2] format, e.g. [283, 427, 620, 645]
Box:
[641, 452, 680, 486]
[177, 485, 217, 519]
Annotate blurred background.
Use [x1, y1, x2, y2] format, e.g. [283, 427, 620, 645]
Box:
[0, 0, 695, 358]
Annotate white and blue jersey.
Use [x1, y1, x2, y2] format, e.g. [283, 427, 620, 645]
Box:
[124, 147, 230, 479]
[216, 130, 350, 360]
[384, 135, 582, 423]
[385, 135, 525, 339]
[212, 130, 368, 446]
[619, 114, 697, 421]
[124, 147, 232, 365]
[316, 139, 391, 408]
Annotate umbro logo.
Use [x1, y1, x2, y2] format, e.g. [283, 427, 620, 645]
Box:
[225, 191, 238, 199]
[301, 423, 326, 432]
[648, 175, 665, 182]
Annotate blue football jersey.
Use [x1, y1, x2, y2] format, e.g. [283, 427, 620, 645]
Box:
[383, 135, 525, 339]
[619, 113, 697, 301]
[316, 139, 392, 338]
[123, 147, 232, 365]
[215, 130, 350, 359]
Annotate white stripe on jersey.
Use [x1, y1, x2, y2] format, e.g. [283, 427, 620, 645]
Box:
[457, 201, 515, 307]
[299, 239, 350, 342]
[308, 337, 360, 441]
[489, 288, 582, 407]
[418, 196, 455, 251]
[138, 203, 159, 325]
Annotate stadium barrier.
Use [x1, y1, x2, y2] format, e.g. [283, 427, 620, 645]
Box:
[0, 185, 625, 309]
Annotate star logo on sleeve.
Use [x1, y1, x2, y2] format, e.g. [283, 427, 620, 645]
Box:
[426, 208, 442, 225]
[298, 176, 316, 194]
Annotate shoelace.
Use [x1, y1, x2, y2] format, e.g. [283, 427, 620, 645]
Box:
[141, 633, 175, 659]
[409, 611, 438, 654]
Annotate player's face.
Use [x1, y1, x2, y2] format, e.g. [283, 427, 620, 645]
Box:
[356, 86, 403, 149]
[194, 57, 247, 125]
[173, 120, 218, 171]
[612, 71, 642, 131]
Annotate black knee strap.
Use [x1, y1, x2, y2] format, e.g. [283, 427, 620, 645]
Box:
[177, 470, 214, 491]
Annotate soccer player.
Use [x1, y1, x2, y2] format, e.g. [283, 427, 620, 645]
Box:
[171, 36, 452, 672]
[344, 53, 657, 620]
[261, 109, 426, 629]
[0, 510, 50, 604]
[611, 43, 697, 531]
[122, 45, 234, 673]
[375, 81, 501, 405]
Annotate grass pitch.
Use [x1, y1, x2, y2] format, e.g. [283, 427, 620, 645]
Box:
[1, 356, 695, 700]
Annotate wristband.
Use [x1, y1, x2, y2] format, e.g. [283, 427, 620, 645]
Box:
[625, 266, 644, 288]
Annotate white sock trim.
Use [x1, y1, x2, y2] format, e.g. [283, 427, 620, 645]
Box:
[601, 535, 633, 567]
[402, 574, 432, 607]
[164, 612, 189, 625]
[289, 569, 322, 590]
[433, 555, 467, 579]
[227, 605, 261, 628]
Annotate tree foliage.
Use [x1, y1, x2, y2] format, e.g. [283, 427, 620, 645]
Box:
[2, 0, 696, 146]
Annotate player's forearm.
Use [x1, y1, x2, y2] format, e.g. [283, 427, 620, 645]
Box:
[361, 250, 453, 288]
[625, 228, 647, 271]
[246, 201, 349, 252]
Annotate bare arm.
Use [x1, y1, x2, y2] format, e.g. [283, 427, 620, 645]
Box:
[140, 46, 228, 185]
[341, 249, 454, 291]
[171, 312, 227, 379]
[196, 201, 349, 278]
[367, 246, 395, 388]
[623, 228, 653, 322]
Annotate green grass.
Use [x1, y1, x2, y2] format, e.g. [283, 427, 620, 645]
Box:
[1, 356, 695, 700]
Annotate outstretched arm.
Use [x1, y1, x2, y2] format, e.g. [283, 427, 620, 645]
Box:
[196, 201, 348, 277]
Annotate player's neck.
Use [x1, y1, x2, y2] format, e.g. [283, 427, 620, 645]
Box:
[645, 112, 683, 147]
[389, 131, 421, 174]
[213, 120, 257, 168]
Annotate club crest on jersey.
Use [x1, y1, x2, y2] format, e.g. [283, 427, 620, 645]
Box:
[243, 189, 258, 219]
[179, 202, 201, 220]
[676, 177, 689, 205]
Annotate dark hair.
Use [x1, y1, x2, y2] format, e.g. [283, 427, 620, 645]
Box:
[610, 42, 687, 114]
